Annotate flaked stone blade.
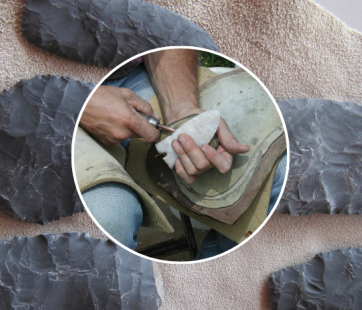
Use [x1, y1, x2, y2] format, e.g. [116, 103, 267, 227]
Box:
[22, 0, 218, 68]
[269, 247, 362, 309]
[156, 110, 220, 169]
[0, 75, 94, 224]
[276, 99, 362, 215]
[0, 233, 162, 309]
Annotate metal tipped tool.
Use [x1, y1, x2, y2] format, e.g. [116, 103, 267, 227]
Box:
[139, 112, 175, 132]
[157, 123, 175, 132]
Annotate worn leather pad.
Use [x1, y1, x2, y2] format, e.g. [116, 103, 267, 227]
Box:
[147, 70, 286, 224]
[0, 75, 94, 224]
[148, 137, 285, 225]
[22, 0, 218, 68]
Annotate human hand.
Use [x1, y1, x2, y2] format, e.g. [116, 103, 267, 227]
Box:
[80, 85, 161, 145]
[170, 108, 250, 184]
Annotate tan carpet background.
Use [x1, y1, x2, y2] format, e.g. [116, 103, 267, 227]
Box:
[146, 0, 362, 104]
[0, 0, 362, 309]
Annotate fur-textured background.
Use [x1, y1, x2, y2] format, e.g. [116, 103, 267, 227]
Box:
[0, 0, 361, 309]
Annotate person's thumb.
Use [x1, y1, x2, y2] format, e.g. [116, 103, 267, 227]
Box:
[126, 90, 161, 120]
[217, 119, 250, 154]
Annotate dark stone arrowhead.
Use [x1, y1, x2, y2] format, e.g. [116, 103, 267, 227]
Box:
[0, 233, 162, 309]
[0, 75, 94, 224]
[269, 247, 362, 310]
[277, 99, 362, 215]
[22, 0, 218, 68]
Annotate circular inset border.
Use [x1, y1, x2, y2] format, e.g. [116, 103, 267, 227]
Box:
[71, 46, 290, 264]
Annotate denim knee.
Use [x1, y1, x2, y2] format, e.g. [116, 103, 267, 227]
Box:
[102, 64, 155, 102]
[82, 182, 143, 250]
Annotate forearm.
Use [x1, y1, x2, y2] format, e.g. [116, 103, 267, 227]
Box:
[143, 49, 199, 124]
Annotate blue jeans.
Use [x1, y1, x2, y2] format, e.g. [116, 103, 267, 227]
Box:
[83, 65, 153, 249]
[83, 182, 143, 249]
[82, 64, 287, 258]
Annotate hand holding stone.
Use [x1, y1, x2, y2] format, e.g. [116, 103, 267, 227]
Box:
[80, 85, 161, 145]
[171, 109, 249, 184]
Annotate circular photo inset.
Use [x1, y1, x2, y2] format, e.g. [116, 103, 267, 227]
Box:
[72, 46, 289, 263]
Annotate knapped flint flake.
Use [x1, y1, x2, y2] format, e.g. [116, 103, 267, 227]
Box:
[0, 233, 162, 310]
[22, 0, 218, 68]
[277, 99, 362, 215]
[269, 247, 362, 309]
[0, 75, 94, 224]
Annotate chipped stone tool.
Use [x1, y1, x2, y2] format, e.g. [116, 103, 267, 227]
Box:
[0, 233, 162, 309]
[155, 110, 220, 169]
[269, 247, 362, 309]
[22, 0, 218, 68]
[277, 99, 362, 215]
[0, 75, 94, 224]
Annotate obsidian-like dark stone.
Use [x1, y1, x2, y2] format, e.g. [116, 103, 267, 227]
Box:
[22, 0, 218, 68]
[269, 247, 362, 310]
[0, 233, 162, 309]
[277, 99, 362, 215]
[0, 75, 94, 224]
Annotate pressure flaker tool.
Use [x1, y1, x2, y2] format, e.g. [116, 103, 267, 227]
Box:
[139, 112, 175, 132]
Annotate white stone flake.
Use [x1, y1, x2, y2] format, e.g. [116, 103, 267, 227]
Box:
[155, 110, 220, 169]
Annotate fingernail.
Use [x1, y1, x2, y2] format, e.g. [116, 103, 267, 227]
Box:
[175, 158, 180, 165]
[172, 140, 180, 150]
[179, 135, 186, 145]
[201, 144, 207, 153]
